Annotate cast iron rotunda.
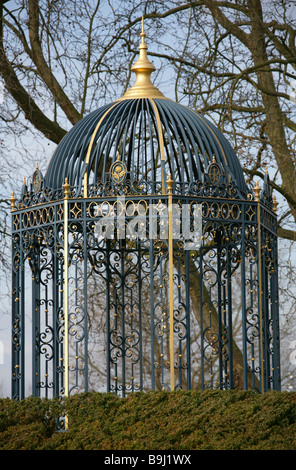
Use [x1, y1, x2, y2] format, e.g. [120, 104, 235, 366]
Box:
[10, 20, 280, 402]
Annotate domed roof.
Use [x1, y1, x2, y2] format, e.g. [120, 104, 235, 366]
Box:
[45, 20, 247, 197]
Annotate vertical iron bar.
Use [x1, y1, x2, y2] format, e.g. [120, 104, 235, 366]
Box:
[11, 223, 20, 399]
[262, 239, 269, 391]
[32, 247, 40, 397]
[241, 207, 248, 389]
[53, 216, 60, 398]
[20, 234, 25, 399]
[121, 247, 125, 397]
[106, 240, 111, 392]
[217, 244, 223, 389]
[227, 245, 233, 389]
[167, 176, 175, 391]
[83, 201, 88, 392]
[63, 179, 70, 429]
[149, 234, 155, 390]
[185, 249, 191, 390]
[255, 183, 264, 393]
[138, 241, 143, 391]
[200, 247, 204, 391]
[271, 235, 281, 390]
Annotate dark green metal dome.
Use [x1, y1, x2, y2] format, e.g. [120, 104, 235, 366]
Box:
[45, 97, 247, 197]
[45, 22, 247, 198]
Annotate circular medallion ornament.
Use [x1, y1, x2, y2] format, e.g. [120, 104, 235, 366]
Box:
[110, 159, 127, 184]
[32, 168, 43, 192]
[208, 161, 222, 186]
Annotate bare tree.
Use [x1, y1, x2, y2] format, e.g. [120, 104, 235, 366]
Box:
[1, 0, 296, 389]
[1, 1, 295, 229]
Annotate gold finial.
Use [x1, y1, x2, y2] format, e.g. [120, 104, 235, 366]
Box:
[273, 194, 279, 213]
[254, 180, 261, 201]
[120, 17, 165, 100]
[166, 174, 174, 195]
[9, 191, 17, 211]
[63, 177, 70, 198]
[132, 17, 155, 73]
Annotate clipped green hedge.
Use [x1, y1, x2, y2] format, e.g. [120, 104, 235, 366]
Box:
[1, 390, 296, 450]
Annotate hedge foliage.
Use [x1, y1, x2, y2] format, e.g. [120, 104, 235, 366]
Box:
[1, 390, 296, 450]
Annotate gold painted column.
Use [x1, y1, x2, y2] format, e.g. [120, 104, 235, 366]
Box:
[63, 178, 70, 428]
[167, 174, 175, 391]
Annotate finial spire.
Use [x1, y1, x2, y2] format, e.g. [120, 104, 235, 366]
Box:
[131, 16, 154, 74]
[254, 180, 261, 201]
[120, 17, 165, 100]
[9, 191, 17, 211]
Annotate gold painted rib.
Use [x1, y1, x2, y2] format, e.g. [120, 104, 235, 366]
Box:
[83, 103, 118, 196]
